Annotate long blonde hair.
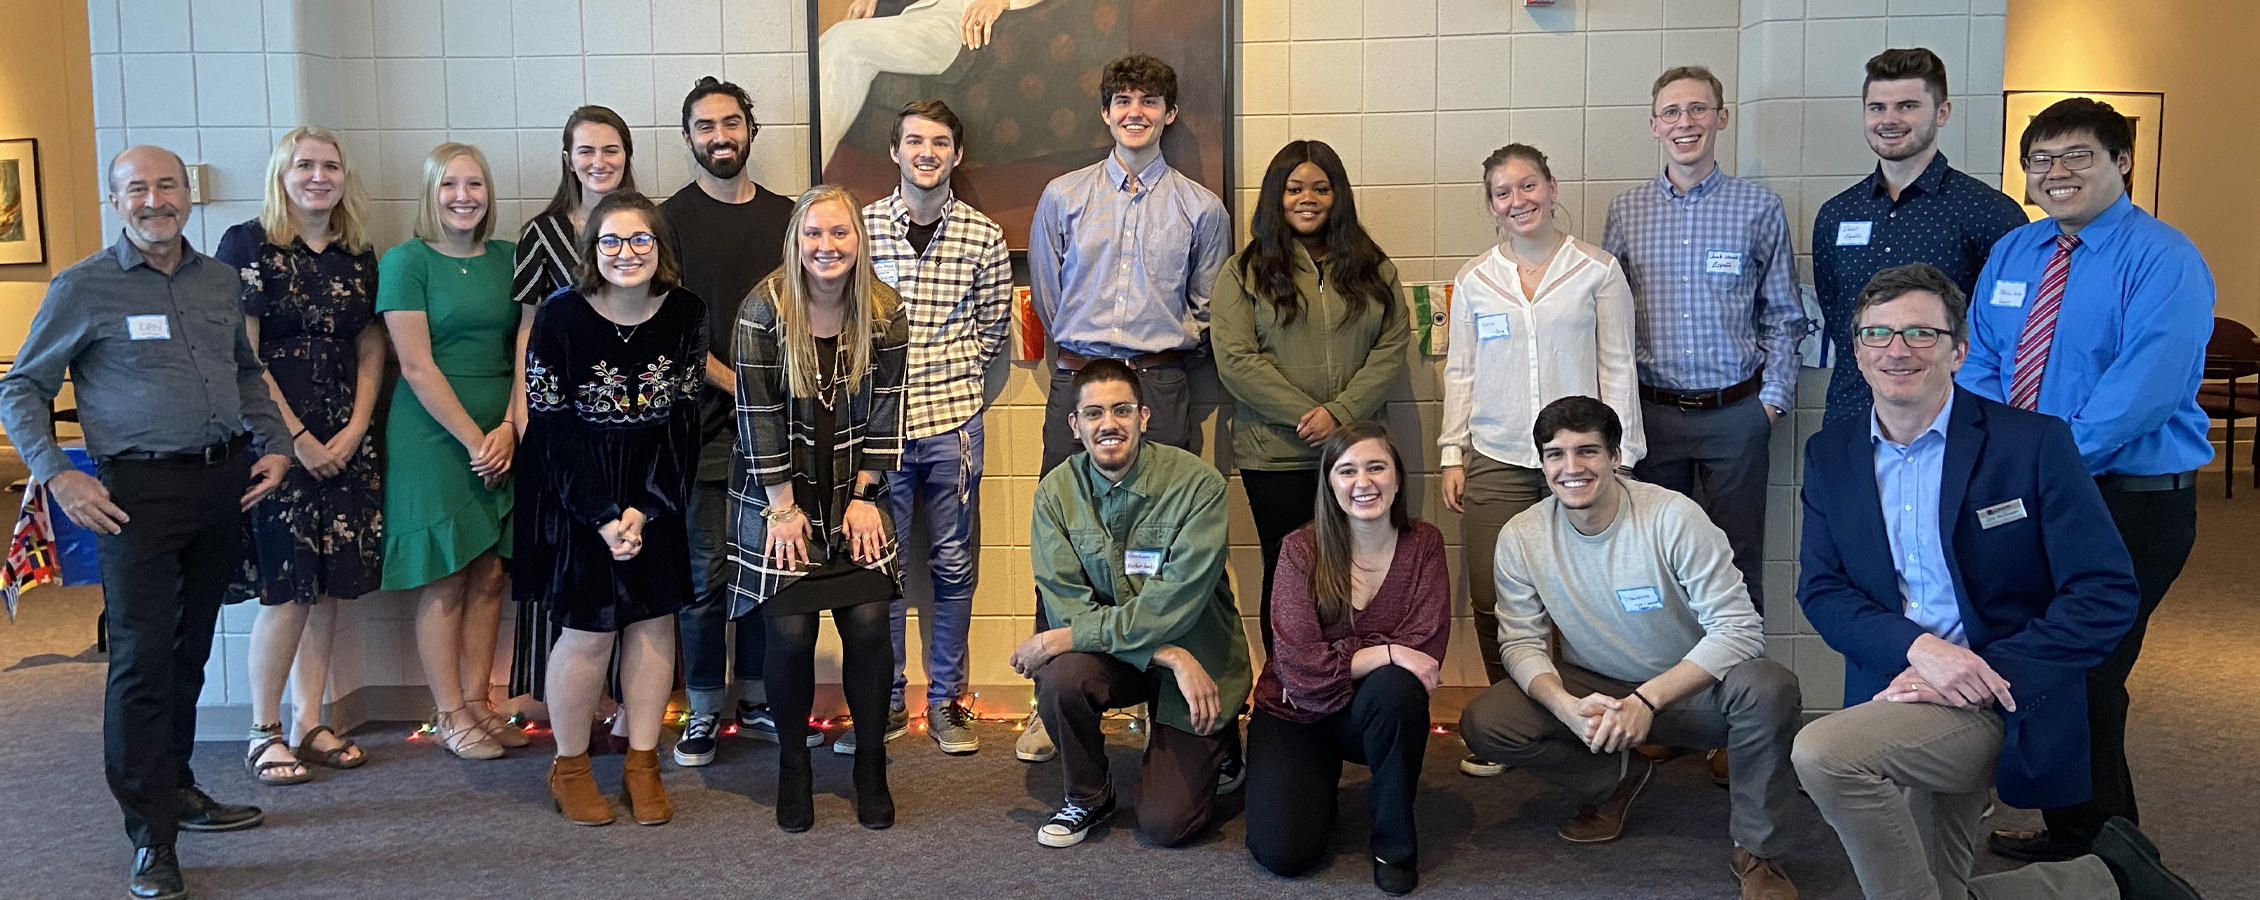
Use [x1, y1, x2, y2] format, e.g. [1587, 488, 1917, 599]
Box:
[412, 142, 496, 245]
[757, 185, 896, 398]
[257, 126, 372, 254]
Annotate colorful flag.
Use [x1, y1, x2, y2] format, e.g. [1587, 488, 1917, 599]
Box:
[4, 481, 61, 620]
[1409, 282, 1453, 357]
[1014, 285, 1046, 361]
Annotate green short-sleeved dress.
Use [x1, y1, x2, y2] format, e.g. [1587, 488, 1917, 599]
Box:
[375, 238, 520, 590]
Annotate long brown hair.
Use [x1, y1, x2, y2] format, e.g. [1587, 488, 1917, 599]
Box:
[1306, 421, 1412, 628]
[538, 105, 637, 221]
[754, 185, 898, 398]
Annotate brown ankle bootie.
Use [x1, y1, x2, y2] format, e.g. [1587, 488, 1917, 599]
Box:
[548, 754, 615, 826]
[621, 748, 673, 826]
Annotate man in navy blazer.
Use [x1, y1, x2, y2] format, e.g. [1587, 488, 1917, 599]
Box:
[1789, 264, 2192, 900]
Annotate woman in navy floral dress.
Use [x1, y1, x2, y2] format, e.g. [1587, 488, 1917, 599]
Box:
[217, 126, 387, 785]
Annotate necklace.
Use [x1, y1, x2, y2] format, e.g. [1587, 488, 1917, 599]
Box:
[611, 320, 640, 343]
[814, 338, 843, 411]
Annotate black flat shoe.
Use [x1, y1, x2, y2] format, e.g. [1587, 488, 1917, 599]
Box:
[776, 750, 813, 833]
[129, 845, 186, 900]
[176, 786, 262, 832]
[1989, 827, 2088, 862]
[853, 749, 894, 830]
[2091, 817, 2204, 900]
[1374, 856, 1418, 896]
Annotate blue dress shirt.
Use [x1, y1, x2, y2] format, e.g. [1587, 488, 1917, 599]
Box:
[1873, 394, 1963, 646]
[1958, 195, 2215, 476]
[1814, 154, 2027, 428]
[1028, 153, 1231, 359]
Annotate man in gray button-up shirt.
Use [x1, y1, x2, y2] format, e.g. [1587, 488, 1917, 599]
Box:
[0, 146, 291, 897]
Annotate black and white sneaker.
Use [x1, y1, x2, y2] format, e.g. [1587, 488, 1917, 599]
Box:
[738, 701, 822, 748]
[1216, 755, 1246, 795]
[673, 713, 718, 766]
[1036, 793, 1116, 848]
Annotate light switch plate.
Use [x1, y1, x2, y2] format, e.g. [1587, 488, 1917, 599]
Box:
[186, 163, 210, 204]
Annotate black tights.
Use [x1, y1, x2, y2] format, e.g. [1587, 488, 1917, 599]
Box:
[763, 601, 894, 755]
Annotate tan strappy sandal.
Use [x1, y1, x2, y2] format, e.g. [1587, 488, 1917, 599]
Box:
[468, 703, 532, 749]
[433, 706, 504, 760]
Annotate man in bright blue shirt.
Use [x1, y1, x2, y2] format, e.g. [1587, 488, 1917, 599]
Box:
[1813, 48, 2026, 429]
[1957, 98, 2215, 862]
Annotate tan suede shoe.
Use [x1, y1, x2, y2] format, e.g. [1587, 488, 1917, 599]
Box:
[621, 748, 673, 826]
[548, 753, 615, 826]
[1557, 752, 1654, 843]
[1732, 846, 1798, 900]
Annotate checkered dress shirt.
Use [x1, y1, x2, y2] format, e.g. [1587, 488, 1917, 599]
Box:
[1602, 168, 1806, 410]
[862, 190, 1014, 439]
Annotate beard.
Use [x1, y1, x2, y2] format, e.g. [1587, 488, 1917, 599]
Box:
[1871, 126, 1938, 163]
[694, 139, 747, 180]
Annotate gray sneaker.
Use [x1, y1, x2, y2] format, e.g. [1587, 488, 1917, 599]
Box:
[929, 701, 980, 755]
[832, 706, 910, 755]
[1015, 708, 1056, 762]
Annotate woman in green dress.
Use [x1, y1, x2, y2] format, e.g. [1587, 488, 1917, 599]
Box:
[377, 142, 531, 760]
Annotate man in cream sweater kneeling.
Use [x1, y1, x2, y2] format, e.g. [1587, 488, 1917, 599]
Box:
[1458, 395, 1802, 900]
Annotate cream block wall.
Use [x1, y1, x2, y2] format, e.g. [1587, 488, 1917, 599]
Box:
[83, 0, 2005, 732]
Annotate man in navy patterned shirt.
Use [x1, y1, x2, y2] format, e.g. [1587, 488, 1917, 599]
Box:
[1813, 48, 2027, 429]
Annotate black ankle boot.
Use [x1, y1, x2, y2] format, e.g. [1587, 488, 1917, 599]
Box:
[852, 747, 894, 830]
[775, 746, 813, 833]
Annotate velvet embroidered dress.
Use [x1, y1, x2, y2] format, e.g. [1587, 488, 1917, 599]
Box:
[515, 288, 707, 632]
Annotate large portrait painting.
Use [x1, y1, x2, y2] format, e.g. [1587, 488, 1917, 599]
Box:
[807, 0, 1231, 248]
[0, 139, 45, 266]
[2001, 91, 2163, 222]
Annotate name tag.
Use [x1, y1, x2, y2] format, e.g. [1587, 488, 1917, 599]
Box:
[1976, 498, 2029, 530]
[1835, 221, 1873, 246]
[872, 259, 900, 287]
[126, 315, 171, 340]
[1615, 586, 1665, 613]
[1124, 549, 1163, 576]
[1989, 281, 2028, 308]
[1704, 250, 1743, 275]
[1476, 313, 1511, 341]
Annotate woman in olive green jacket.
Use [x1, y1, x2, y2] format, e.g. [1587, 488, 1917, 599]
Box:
[1211, 139, 1411, 649]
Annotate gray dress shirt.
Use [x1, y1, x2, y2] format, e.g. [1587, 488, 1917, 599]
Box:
[0, 236, 290, 482]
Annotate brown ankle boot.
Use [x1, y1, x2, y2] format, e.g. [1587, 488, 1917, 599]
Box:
[548, 754, 614, 826]
[621, 748, 673, 825]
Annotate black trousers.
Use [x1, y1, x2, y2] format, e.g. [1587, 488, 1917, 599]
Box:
[1245, 666, 1430, 876]
[2044, 482, 2197, 842]
[1034, 651, 1236, 847]
[1636, 394, 1772, 612]
[96, 452, 249, 848]
[1239, 467, 1319, 654]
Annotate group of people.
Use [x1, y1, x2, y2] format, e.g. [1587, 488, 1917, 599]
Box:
[0, 40, 2216, 900]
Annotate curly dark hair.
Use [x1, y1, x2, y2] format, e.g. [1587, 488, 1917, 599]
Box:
[679, 76, 758, 135]
[1099, 52, 1178, 110]
[1239, 140, 1394, 327]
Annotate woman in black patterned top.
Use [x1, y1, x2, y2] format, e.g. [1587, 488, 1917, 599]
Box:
[731, 185, 908, 832]
[519, 192, 705, 827]
[216, 126, 386, 786]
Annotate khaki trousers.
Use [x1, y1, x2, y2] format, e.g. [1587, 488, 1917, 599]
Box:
[1459, 453, 1546, 685]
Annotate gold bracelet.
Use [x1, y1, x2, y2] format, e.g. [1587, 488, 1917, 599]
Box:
[760, 504, 802, 523]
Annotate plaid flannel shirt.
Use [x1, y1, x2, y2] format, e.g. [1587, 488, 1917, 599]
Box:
[861, 190, 1014, 438]
[724, 280, 909, 616]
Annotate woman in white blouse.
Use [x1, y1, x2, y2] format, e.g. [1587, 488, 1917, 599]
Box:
[1438, 144, 1645, 758]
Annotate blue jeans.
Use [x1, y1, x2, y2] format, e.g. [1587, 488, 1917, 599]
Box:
[678, 477, 766, 717]
[886, 416, 982, 709]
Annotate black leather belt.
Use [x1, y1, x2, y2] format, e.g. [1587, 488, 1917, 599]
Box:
[1055, 349, 1187, 372]
[106, 434, 248, 466]
[2095, 471, 2198, 493]
[1639, 373, 1763, 411]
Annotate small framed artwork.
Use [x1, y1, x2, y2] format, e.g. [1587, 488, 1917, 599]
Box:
[0, 138, 46, 266]
[2001, 91, 2164, 223]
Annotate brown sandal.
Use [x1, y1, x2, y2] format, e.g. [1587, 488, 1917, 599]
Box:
[245, 724, 312, 785]
[293, 725, 367, 770]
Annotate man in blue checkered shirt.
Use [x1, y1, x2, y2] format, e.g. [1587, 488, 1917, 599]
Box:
[1602, 65, 1805, 615]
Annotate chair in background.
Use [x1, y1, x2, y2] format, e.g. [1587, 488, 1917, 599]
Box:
[2197, 317, 2260, 498]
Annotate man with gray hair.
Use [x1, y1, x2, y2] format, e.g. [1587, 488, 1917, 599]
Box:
[0, 146, 293, 899]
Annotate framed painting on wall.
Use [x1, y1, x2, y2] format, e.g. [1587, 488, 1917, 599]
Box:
[2000, 91, 2164, 223]
[806, 0, 1232, 249]
[0, 139, 46, 266]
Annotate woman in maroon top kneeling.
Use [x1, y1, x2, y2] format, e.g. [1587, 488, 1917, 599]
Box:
[1245, 421, 1450, 896]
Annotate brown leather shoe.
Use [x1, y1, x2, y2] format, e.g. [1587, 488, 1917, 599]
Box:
[1558, 752, 1654, 843]
[621, 748, 673, 825]
[1708, 748, 1731, 786]
[1731, 846, 1798, 900]
[548, 753, 615, 826]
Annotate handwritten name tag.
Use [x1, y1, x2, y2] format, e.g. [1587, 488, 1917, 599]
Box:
[1124, 549, 1162, 576]
[1476, 313, 1511, 341]
[1704, 250, 1744, 275]
[1989, 281, 2028, 308]
[1836, 221, 1873, 246]
[126, 315, 171, 340]
[1616, 586, 1665, 613]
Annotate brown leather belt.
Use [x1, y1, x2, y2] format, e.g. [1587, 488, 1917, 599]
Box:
[1055, 348, 1187, 372]
[1639, 373, 1763, 411]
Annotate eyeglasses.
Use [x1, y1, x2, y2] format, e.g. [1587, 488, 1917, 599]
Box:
[1075, 403, 1140, 424]
[1855, 326, 1948, 349]
[2020, 149, 2100, 174]
[596, 232, 657, 256]
[1653, 103, 1716, 125]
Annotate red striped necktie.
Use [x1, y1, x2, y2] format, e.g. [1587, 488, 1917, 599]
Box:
[2008, 234, 2082, 410]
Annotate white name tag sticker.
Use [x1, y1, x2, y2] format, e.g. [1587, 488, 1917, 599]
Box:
[1476, 313, 1511, 341]
[1976, 498, 2029, 530]
[871, 259, 900, 287]
[1704, 250, 1744, 275]
[1616, 586, 1665, 613]
[1836, 221, 1874, 246]
[1124, 549, 1163, 576]
[126, 314, 171, 340]
[1989, 281, 2028, 308]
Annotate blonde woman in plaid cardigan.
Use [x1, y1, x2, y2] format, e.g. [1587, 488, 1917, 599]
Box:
[726, 185, 910, 832]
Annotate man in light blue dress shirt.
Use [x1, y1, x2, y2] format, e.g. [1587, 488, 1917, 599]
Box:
[1958, 98, 2216, 861]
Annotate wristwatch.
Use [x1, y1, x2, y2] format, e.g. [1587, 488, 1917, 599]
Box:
[852, 481, 883, 503]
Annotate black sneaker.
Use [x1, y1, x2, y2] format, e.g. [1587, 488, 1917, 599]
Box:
[176, 785, 262, 832]
[1216, 754, 1246, 795]
[673, 713, 719, 766]
[1036, 793, 1117, 848]
[738, 701, 823, 748]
